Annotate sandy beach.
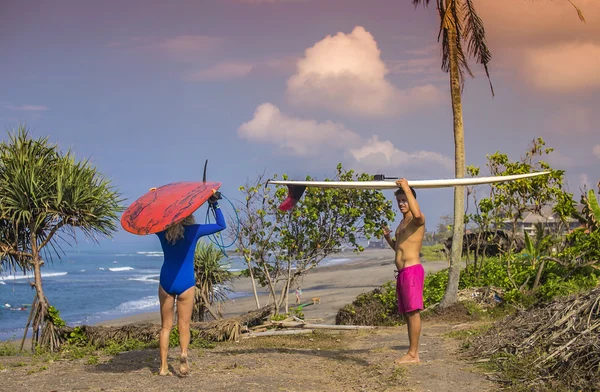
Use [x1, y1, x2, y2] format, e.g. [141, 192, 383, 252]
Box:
[99, 248, 449, 327]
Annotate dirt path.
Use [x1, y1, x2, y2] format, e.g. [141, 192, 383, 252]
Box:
[0, 321, 497, 392]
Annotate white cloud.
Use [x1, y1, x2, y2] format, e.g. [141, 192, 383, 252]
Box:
[349, 136, 453, 173]
[185, 62, 254, 81]
[4, 104, 48, 111]
[286, 26, 443, 117]
[238, 103, 361, 156]
[593, 145, 600, 158]
[238, 103, 452, 173]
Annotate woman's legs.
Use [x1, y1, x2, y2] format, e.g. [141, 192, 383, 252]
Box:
[175, 286, 195, 375]
[158, 285, 175, 375]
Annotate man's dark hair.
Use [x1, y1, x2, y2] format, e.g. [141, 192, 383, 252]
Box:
[395, 186, 417, 199]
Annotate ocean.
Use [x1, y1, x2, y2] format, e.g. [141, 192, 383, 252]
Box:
[0, 241, 354, 342]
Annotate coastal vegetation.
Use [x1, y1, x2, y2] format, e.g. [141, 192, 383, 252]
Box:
[192, 241, 237, 322]
[336, 140, 599, 390]
[235, 163, 395, 315]
[0, 126, 123, 352]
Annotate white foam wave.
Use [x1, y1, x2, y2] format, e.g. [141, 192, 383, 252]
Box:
[0, 272, 68, 281]
[128, 274, 160, 283]
[108, 267, 134, 272]
[137, 251, 163, 257]
[0, 281, 5, 285]
[115, 296, 159, 313]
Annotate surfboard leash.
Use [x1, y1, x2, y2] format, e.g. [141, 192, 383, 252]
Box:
[204, 193, 240, 258]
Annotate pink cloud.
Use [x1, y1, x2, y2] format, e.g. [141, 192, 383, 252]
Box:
[593, 145, 600, 159]
[524, 42, 600, 92]
[474, 0, 600, 93]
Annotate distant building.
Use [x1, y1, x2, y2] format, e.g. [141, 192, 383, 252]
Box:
[499, 205, 581, 236]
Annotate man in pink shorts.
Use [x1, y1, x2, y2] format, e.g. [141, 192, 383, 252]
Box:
[383, 178, 425, 365]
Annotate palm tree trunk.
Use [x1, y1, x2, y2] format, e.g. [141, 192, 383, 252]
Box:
[440, 18, 466, 309]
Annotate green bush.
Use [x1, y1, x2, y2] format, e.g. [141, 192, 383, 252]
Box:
[423, 269, 449, 307]
[0, 340, 18, 356]
[335, 283, 403, 326]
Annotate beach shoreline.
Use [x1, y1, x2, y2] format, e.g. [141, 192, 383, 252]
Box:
[96, 248, 449, 327]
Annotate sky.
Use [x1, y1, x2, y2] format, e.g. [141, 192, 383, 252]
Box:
[1, 0, 598, 250]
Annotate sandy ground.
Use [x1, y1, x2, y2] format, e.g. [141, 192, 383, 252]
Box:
[0, 321, 496, 392]
[0, 249, 498, 391]
[99, 248, 450, 327]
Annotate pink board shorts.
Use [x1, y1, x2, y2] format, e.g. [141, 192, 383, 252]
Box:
[395, 264, 425, 314]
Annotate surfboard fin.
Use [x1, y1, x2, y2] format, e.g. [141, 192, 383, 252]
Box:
[278, 185, 307, 211]
[203, 160, 208, 183]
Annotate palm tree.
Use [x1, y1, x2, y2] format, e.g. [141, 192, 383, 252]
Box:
[192, 240, 236, 322]
[0, 126, 122, 351]
[411, 0, 585, 307]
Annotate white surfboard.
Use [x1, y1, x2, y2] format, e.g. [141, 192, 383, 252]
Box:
[268, 171, 550, 211]
[268, 171, 550, 190]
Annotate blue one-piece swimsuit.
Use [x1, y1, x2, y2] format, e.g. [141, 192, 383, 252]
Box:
[156, 205, 226, 296]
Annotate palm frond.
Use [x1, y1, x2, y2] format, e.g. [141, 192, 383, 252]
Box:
[567, 0, 586, 23]
[412, 0, 431, 7]
[0, 125, 123, 273]
[461, 0, 494, 96]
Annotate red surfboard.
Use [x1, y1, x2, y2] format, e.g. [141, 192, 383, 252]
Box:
[121, 181, 221, 235]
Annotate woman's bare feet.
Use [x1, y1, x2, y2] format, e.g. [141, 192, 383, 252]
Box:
[179, 353, 190, 376]
[395, 352, 420, 365]
[159, 367, 172, 376]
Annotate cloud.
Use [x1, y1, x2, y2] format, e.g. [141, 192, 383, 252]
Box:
[524, 42, 600, 92]
[185, 62, 254, 81]
[349, 136, 453, 173]
[238, 103, 362, 155]
[238, 103, 452, 173]
[285, 26, 443, 117]
[475, 0, 600, 93]
[594, 145, 600, 159]
[4, 104, 49, 111]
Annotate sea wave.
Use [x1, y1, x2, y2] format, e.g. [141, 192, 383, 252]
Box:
[128, 274, 160, 283]
[137, 251, 163, 257]
[0, 272, 68, 281]
[115, 296, 159, 313]
[108, 267, 134, 272]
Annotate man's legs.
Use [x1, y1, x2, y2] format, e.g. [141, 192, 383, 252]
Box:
[158, 285, 175, 375]
[396, 310, 421, 364]
[175, 286, 195, 375]
[395, 264, 424, 365]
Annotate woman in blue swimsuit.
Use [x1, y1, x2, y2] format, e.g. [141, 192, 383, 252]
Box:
[155, 196, 226, 376]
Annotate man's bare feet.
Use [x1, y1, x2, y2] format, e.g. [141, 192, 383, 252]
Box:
[159, 368, 172, 376]
[180, 353, 190, 376]
[395, 353, 420, 365]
